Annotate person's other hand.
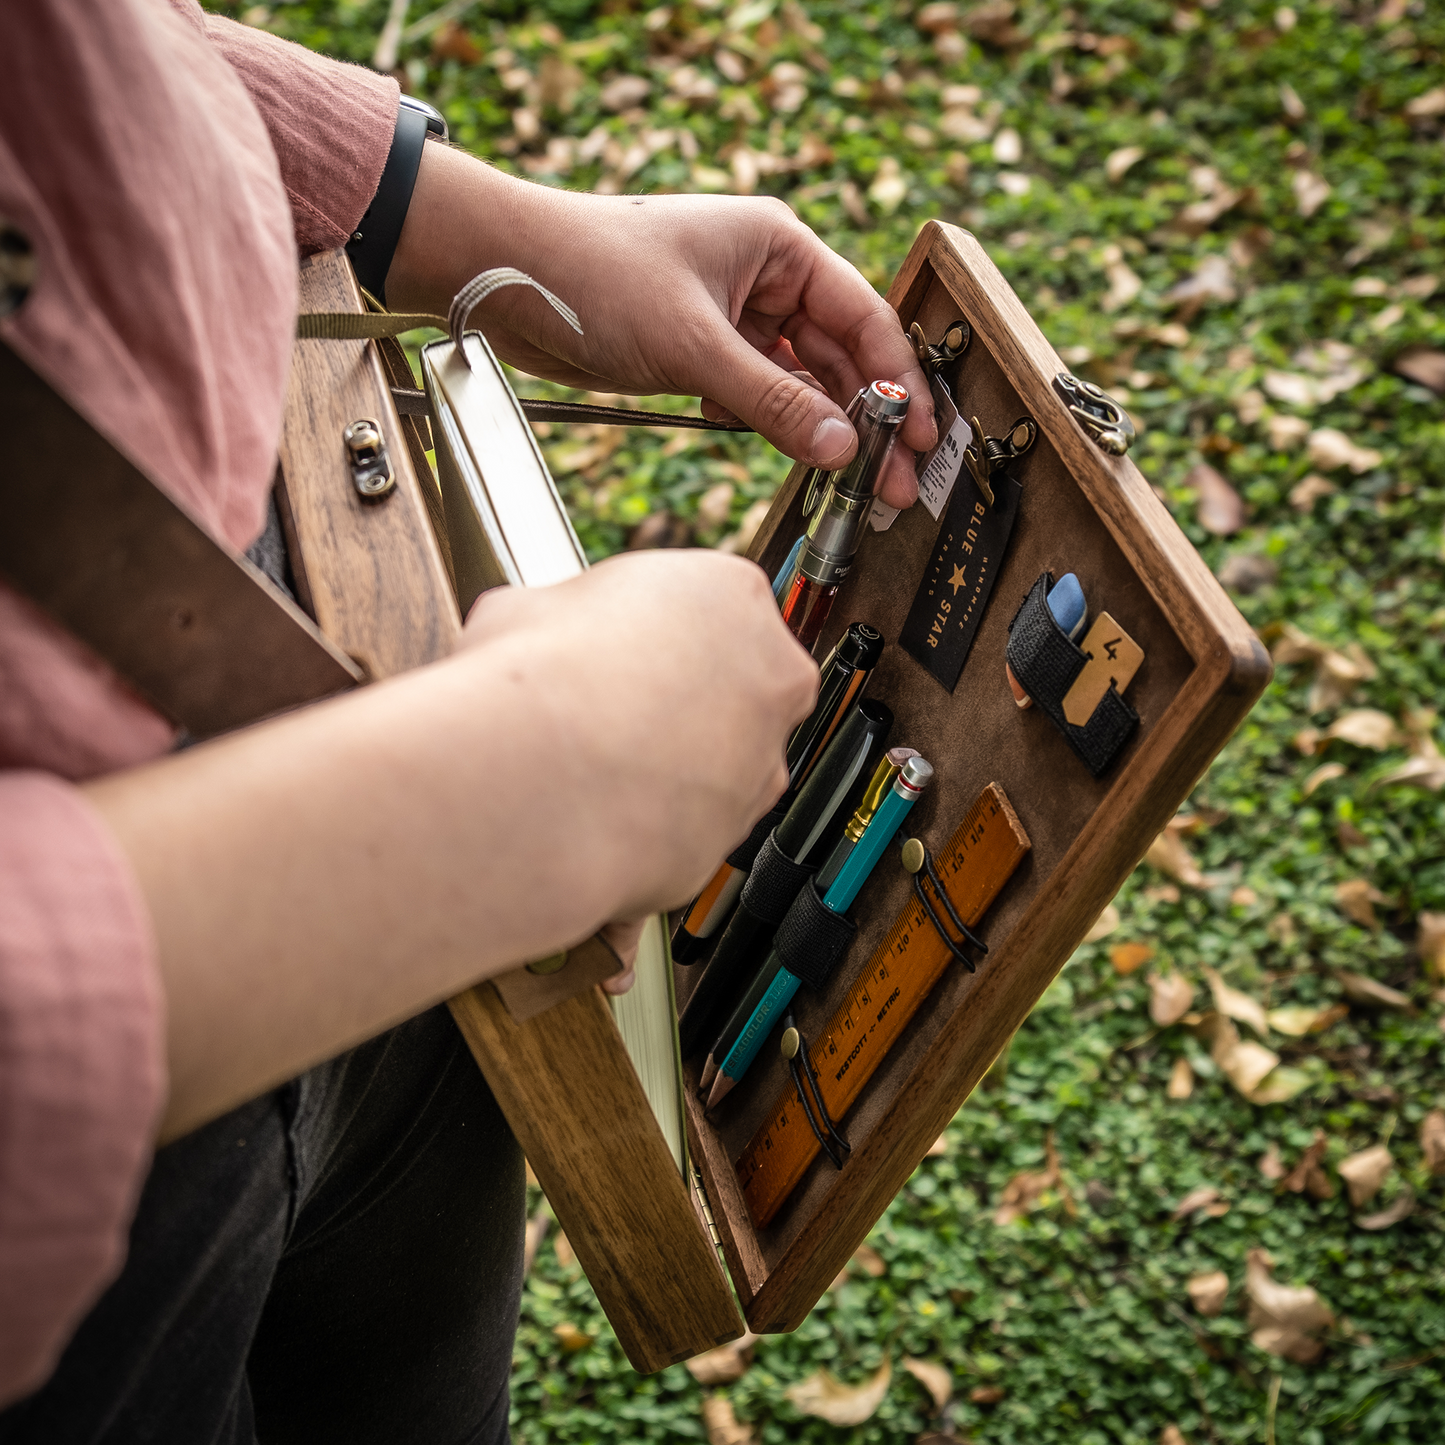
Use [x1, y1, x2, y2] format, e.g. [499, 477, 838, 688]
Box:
[457, 547, 818, 925]
[390, 153, 935, 510]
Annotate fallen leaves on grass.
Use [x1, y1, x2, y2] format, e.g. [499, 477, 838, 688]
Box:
[1282, 1130, 1335, 1199]
[1357, 1186, 1415, 1230]
[1100, 244, 1143, 311]
[994, 1132, 1066, 1224]
[1376, 712, 1445, 792]
[1167, 1058, 1194, 1098]
[1147, 819, 1207, 887]
[1260, 1143, 1286, 1180]
[553, 1321, 594, 1352]
[1164, 256, 1236, 320]
[1203, 967, 1270, 1037]
[1246, 1249, 1335, 1364]
[1335, 969, 1414, 1012]
[702, 1394, 756, 1445]
[1110, 941, 1154, 975]
[1335, 879, 1385, 928]
[1307, 427, 1383, 474]
[1292, 170, 1331, 217]
[1417, 913, 1445, 977]
[1394, 345, 1445, 394]
[970, 1384, 1006, 1405]
[1269, 624, 1376, 711]
[901, 1357, 953, 1412]
[1288, 473, 1337, 510]
[1420, 1110, 1445, 1174]
[786, 1360, 892, 1426]
[1084, 903, 1121, 941]
[1172, 1185, 1229, 1220]
[1326, 709, 1400, 750]
[1106, 144, 1144, 181]
[1194, 1012, 1305, 1103]
[1151, 972, 1196, 1025]
[1184, 461, 1245, 535]
[1267, 1003, 1348, 1036]
[687, 1333, 757, 1386]
[1302, 761, 1347, 796]
[1338, 1145, 1393, 1207]
[1161, 1427, 1191, 1445]
[1187, 1270, 1229, 1317]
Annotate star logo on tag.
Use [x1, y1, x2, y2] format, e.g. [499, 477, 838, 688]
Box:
[948, 564, 967, 594]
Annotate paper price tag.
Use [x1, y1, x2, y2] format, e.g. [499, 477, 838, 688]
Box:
[868, 379, 971, 532]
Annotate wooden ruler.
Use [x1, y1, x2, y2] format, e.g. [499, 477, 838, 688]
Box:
[736, 783, 1031, 1228]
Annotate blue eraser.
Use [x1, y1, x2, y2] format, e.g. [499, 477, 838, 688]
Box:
[1047, 573, 1087, 641]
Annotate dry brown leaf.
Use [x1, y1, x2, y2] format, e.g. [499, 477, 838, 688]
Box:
[600, 74, 651, 111]
[786, 1360, 892, 1427]
[1106, 145, 1145, 182]
[970, 1384, 1006, 1404]
[852, 1243, 887, 1278]
[1184, 461, 1245, 535]
[1326, 709, 1400, 750]
[1167, 1057, 1194, 1099]
[1416, 912, 1445, 978]
[1260, 1142, 1286, 1179]
[1163, 255, 1236, 319]
[1338, 1144, 1393, 1207]
[1335, 969, 1414, 1012]
[926, 1134, 950, 1157]
[553, 1321, 594, 1352]
[901, 1356, 953, 1412]
[1151, 972, 1196, 1026]
[1335, 878, 1384, 929]
[702, 1394, 756, 1445]
[554, 1231, 575, 1268]
[1419, 1110, 1445, 1175]
[1186, 1270, 1229, 1317]
[1161, 1427, 1191, 1445]
[915, 3, 960, 34]
[1307, 427, 1383, 474]
[431, 20, 484, 65]
[1209, 1015, 1282, 1099]
[1245, 1248, 1334, 1363]
[1147, 826, 1206, 888]
[1302, 761, 1347, 796]
[1101, 245, 1143, 311]
[1282, 1130, 1335, 1198]
[868, 157, 908, 212]
[1403, 85, 1445, 119]
[1268, 413, 1311, 448]
[1267, 1002, 1347, 1036]
[1111, 942, 1155, 976]
[1394, 345, 1445, 395]
[1280, 81, 1306, 121]
[1084, 903, 1121, 942]
[1292, 170, 1331, 217]
[1288, 473, 1337, 511]
[1203, 967, 1271, 1037]
[1172, 1185, 1226, 1221]
[963, 0, 1025, 47]
[687, 1333, 758, 1386]
[994, 1132, 1063, 1225]
[695, 481, 736, 531]
[1357, 1186, 1415, 1230]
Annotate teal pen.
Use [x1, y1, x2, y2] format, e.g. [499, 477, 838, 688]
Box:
[705, 756, 934, 1108]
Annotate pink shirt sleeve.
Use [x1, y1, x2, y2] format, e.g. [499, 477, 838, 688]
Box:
[0, 776, 163, 1404]
[0, 0, 398, 1407]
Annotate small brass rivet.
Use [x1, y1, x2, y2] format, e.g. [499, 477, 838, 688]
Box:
[780, 1027, 801, 1060]
[901, 838, 926, 874]
[526, 950, 568, 976]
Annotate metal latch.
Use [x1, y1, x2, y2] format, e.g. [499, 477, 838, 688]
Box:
[1052, 373, 1136, 456]
[343, 418, 395, 500]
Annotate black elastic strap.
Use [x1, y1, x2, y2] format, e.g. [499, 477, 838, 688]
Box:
[783, 1011, 850, 1170]
[726, 808, 787, 874]
[737, 829, 811, 918]
[346, 102, 430, 307]
[773, 880, 856, 992]
[1005, 572, 1139, 778]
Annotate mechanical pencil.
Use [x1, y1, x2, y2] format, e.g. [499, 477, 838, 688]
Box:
[705, 756, 934, 1108]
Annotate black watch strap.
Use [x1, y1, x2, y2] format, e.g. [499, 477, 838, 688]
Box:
[345, 98, 444, 305]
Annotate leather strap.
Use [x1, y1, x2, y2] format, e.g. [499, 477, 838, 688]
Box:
[0, 342, 362, 736]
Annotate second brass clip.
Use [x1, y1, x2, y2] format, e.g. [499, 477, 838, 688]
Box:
[901, 837, 988, 972]
[962, 416, 1037, 507]
[909, 319, 971, 381]
[781, 1012, 850, 1170]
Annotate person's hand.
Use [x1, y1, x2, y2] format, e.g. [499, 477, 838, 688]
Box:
[457, 547, 818, 924]
[390, 148, 935, 510]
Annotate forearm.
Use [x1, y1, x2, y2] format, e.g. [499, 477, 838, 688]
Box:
[85, 637, 623, 1144]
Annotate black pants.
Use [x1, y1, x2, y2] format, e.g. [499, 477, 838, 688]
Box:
[0, 1007, 525, 1445]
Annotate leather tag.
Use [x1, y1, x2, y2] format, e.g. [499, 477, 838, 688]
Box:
[1061, 612, 1144, 724]
[899, 467, 1022, 691]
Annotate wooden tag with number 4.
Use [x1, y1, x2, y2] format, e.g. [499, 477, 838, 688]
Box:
[1062, 612, 1144, 725]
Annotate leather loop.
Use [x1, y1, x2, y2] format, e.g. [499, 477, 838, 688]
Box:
[774, 880, 856, 992]
[739, 830, 814, 922]
[1006, 572, 1138, 777]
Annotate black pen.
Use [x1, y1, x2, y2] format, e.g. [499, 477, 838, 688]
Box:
[672, 622, 885, 963]
[676, 699, 892, 1058]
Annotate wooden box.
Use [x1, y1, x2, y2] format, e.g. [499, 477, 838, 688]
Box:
[676, 220, 1270, 1335]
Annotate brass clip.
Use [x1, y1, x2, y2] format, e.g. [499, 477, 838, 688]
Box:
[909, 318, 972, 379]
[962, 415, 1037, 507]
[1052, 372, 1135, 456]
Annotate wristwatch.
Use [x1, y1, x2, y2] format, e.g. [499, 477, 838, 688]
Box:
[345, 96, 447, 305]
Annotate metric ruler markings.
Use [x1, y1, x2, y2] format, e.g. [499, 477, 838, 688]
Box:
[737, 783, 1031, 1228]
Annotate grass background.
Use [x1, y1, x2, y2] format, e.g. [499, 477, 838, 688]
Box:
[218, 1, 1445, 1439]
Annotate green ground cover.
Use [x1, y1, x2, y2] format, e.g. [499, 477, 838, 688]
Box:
[222, 0, 1445, 1438]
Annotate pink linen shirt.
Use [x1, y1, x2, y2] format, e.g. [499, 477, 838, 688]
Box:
[0, 0, 395, 1403]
